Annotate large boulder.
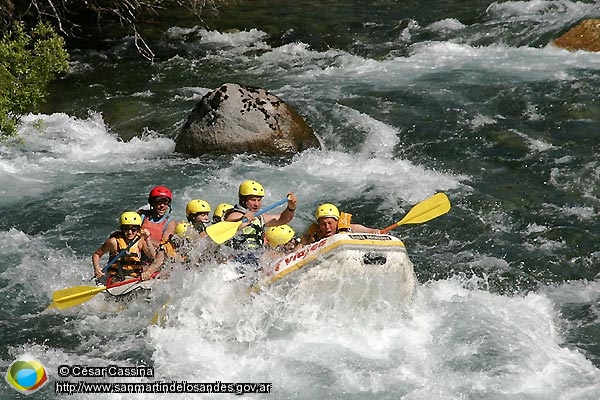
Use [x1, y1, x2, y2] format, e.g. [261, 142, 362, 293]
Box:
[175, 83, 321, 156]
[552, 19, 600, 52]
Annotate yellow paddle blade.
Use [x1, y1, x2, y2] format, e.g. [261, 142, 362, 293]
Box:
[398, 192, 450, 226]
[205, 220, 243, 244]
[380, 192, 451, 234]
[50, 284, 107, 310]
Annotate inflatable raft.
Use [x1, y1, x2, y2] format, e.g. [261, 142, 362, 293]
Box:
[103, 278, 155, 298]
[257, 233, 418, 302]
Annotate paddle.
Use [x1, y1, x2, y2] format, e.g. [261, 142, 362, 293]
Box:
[206, 198, 289, 244]
[381, 192, 451, 234]
[48, 272, 159, 310]
[49, 277, 140, 310]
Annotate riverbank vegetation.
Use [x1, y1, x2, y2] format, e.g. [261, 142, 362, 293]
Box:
[0, 22, 69, 136]
[0, 0, 224, 137]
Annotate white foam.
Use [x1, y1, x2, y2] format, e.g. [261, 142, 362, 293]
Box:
[198, 28, 269, 48]
[469, 114, 498, 129]
[260, 40, 600, 93]
[294, 149, 462, 201]
[170, 86, 211, 102]
[486, 0, 595, 20]
[332, 106, 399, 159]
[541, 279, 600, 305]
[144, 268, 600, 399]
[511, 129, 556, 152]
[426, 18, 467, 33]
[0, 113, 175, 206]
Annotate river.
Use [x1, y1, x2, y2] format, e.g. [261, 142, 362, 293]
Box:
[1, 0, 600, 398]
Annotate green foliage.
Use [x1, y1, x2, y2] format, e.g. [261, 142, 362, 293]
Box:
[0, 22, 69, 137]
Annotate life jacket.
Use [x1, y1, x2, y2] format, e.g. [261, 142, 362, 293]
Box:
[228, 204, 265, 250]
[158, 236, 187, 262]
[139, 209, 171, 243]
[338, 212, 352, 232]
[306, 223, 327, 243]
[107, 232, 145, 280]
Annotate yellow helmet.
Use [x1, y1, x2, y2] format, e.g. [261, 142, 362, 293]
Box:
[315, 203, 340, 220]
[265, 225, 295, 248]
[213, 202, 233, 219]
[120, 211, 142, 226]
[186, 199, 211, 216]
[239, 180, 265, 197]
[174, 222, 191, 237]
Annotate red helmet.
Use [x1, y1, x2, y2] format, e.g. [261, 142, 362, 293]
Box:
[148, 186, 172, 202]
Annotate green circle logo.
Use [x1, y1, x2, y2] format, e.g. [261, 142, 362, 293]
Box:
[5, 354, 49, 395]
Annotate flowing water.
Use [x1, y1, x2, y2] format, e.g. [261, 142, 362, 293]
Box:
[2, 0, 600, 398]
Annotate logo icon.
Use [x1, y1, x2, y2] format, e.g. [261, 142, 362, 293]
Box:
[5, 354, 49, 395]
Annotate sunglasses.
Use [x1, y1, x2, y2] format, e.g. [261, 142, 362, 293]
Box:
[153, 198, 171, 205]
[122, 225, 140, 232]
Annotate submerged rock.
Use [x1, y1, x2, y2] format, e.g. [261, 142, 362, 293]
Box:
[552, 19, 600, 52]
[175, 83, 321, 156]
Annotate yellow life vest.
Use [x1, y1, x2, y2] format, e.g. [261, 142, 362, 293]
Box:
[108, 233, 145, 279]
[158, 237, 187, 263]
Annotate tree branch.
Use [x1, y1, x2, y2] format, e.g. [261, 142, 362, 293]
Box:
[1, 0, 221, 59]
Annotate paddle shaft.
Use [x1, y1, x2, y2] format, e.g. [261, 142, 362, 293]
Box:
[57, 277, 142, 303]
[240, 197, 289, 223]
[381, 224, 401, 234]
[104, 271, 160, 296]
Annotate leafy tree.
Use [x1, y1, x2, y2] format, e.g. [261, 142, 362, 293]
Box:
[0, 22, 69, 137]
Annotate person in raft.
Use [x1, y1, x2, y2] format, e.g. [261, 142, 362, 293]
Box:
[223, 180, 298, 250]
[92, 211, 158, 283]
[265, 224, 301, 254]
[185, 199, 212, 236]
[212, 202, 234, 223]
[299, 203, 380, 245]
[138, 185, 177, 246]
